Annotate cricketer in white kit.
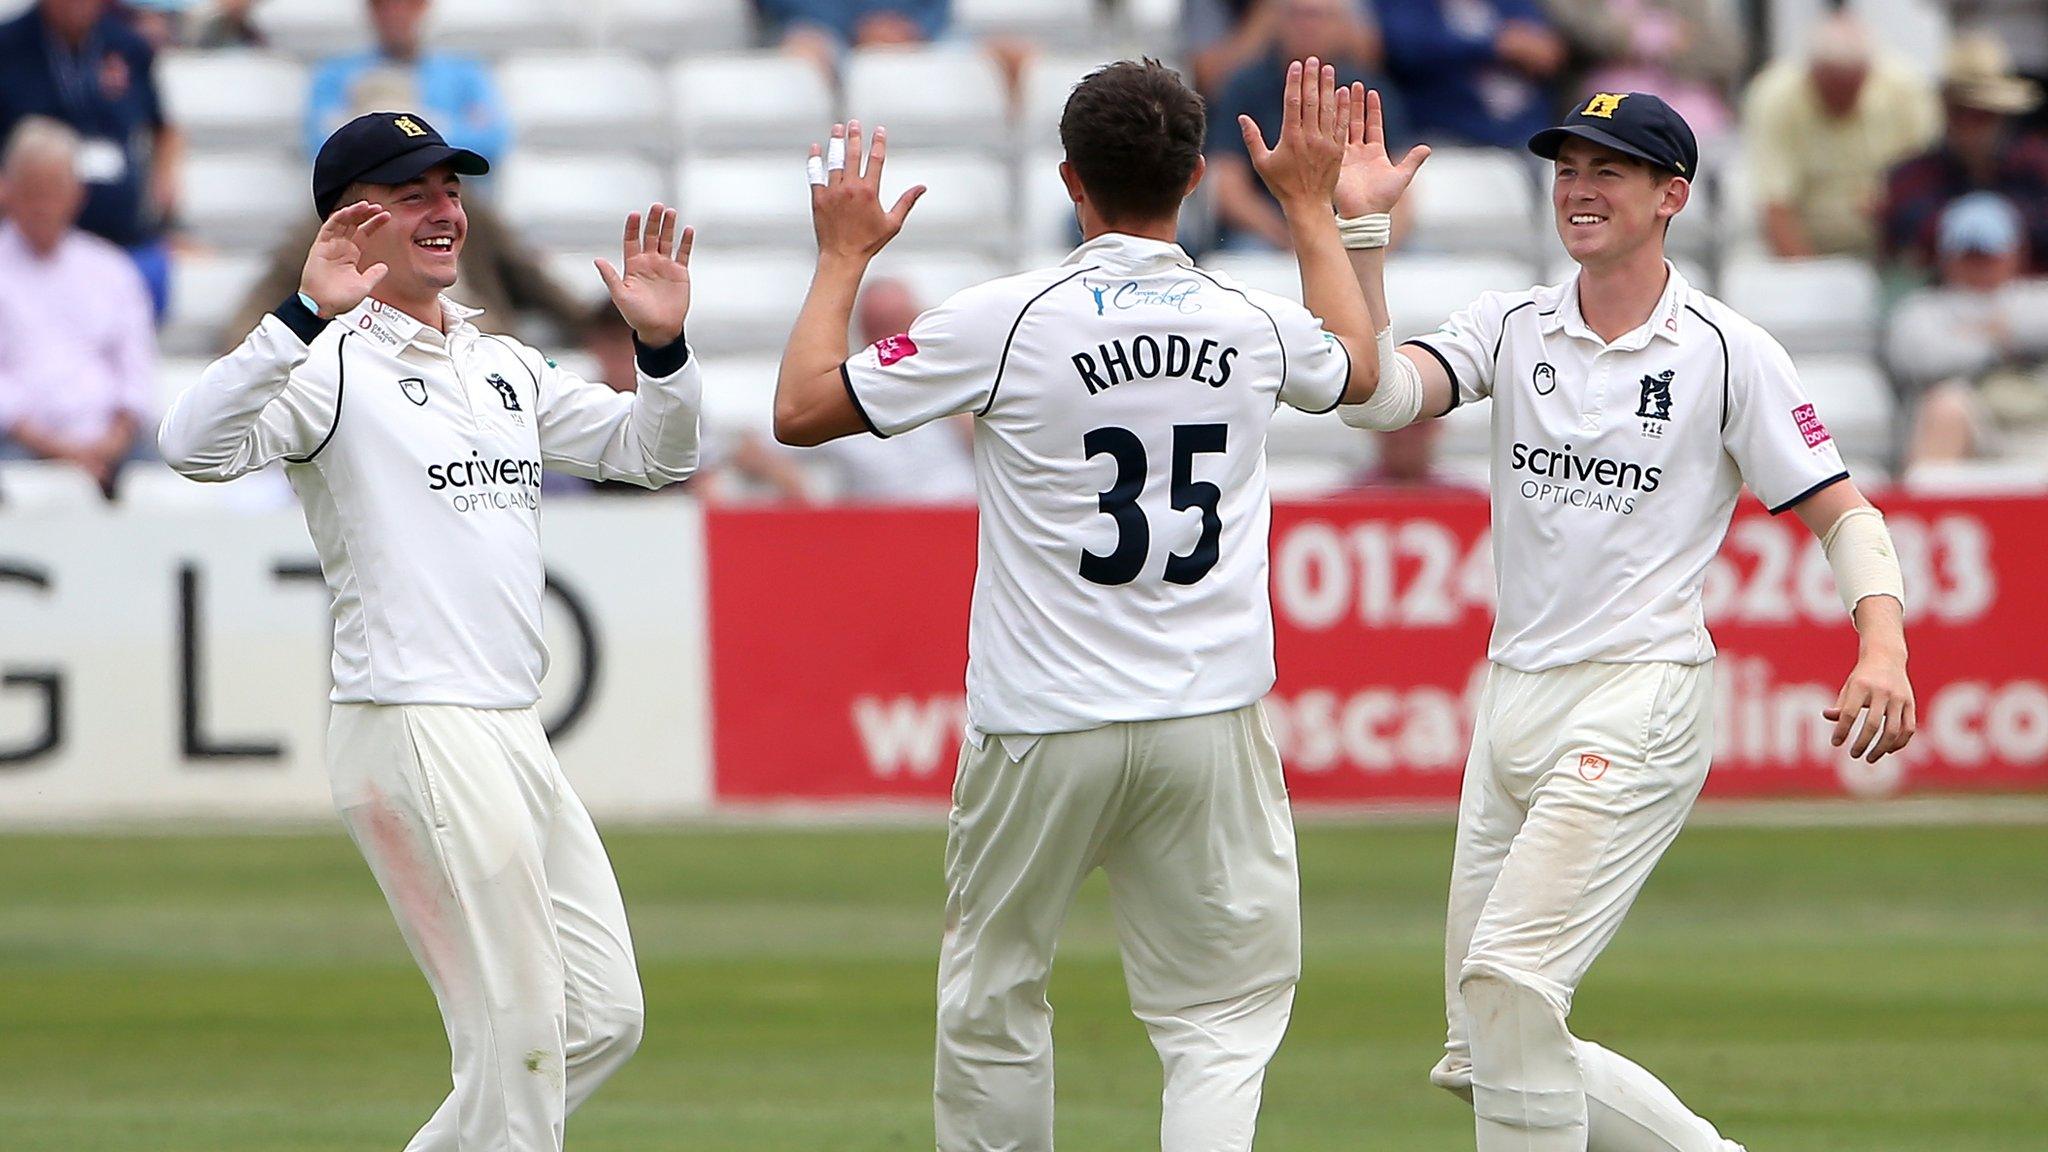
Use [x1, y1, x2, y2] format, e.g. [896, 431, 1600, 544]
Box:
[772, 60, 1411, 1152]
[156, 112, 705, 1151]
[1334, 90, 1917, 1152]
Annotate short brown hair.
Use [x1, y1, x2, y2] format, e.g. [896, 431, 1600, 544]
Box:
[1059, 59, 1205, 224]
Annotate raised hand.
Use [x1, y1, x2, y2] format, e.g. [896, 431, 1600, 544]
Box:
[809, 119, 925, 263]
[299, 201, 391, 318]
[1335, 84, 1431, 218]
[1239, 58, 1352, 216]
[596, 203, 693, 347]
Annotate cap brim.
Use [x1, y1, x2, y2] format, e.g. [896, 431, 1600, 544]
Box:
[354, 143, 492, 188]
[1527, 124, 1676, 172]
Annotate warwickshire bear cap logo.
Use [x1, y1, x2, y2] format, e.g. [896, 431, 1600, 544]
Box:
[486, 372, 521, 412]
[1581, 93, 1629, 119]
[1636, 369, 1675, 421]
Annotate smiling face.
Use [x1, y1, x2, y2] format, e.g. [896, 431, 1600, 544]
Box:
[346, 163, 465, 301]
[1551, 138, 1687, 269]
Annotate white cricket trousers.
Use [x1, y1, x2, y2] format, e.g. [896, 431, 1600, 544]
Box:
[935, 702, 1301, 1152]
[1435, 660, 1741, 1152]
[327, 703, 644, 1152]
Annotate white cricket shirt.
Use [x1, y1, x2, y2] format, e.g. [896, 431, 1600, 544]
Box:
[159, 296, 702, 707]
[1407, 262, 1848, 672]
[841, 232, 1352, 734]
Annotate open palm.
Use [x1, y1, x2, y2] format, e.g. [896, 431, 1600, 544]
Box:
[1334, 85, 1430, 218]
[299, 201, 391, 317]
[596, 203, 693, 346]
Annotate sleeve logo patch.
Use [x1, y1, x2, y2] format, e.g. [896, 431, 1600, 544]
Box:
[1793, 403, 1831, 448]
[873, 333, 919, 366]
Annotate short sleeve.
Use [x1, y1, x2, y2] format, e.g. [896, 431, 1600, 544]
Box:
[1721, 322, 1849, 513]
[1402, 291, 1519, 414]
[841, 282, 1013, 438]
[1256, 290, 1352, 414]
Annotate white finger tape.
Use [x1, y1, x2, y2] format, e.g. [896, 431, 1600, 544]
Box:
[826, 136, 846, 171]
[806, 155, 827, 187]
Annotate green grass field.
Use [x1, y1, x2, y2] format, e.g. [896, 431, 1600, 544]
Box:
[1, 818, 2043, 1151]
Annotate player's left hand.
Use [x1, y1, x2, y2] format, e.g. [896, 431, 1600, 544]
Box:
[1334, 84, 1430, 218]
[1825, 647, 1915, 763]
[596, 203, 692, 347]
[1241, 58, 1351, 214]
[808, 120, 926, 264]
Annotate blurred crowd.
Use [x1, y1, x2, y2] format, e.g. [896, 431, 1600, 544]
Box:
[2, 0, 2047, 507]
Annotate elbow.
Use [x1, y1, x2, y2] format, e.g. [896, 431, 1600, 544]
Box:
[772, 397, 825, 448]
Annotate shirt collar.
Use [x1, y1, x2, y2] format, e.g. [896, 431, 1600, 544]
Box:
[1062, 231, 1194, 273]
[1541, 260, 1689, 350]
[340, 295, 483, 352]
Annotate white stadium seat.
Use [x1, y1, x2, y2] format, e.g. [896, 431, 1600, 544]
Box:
[543, 251, 615, 309]
[677, 156, 816, 251]
[158, 52, 307, 150]
[669, 53, 835, 156]
[258, 0, 372, 54]
[694, 353, 780, 442]
[1385, 254, 1530, 340]
[118, 463, 298, 513]
[596, 0, 756, 54]
[165, 252, 268, 357]
[1019, 150, 1082, 252]
[427, 0, 582, 54]
[179, 151, 306, 251]
[872, 151, 1014, 257]
[153, 358, 211, 421]
[865, 253, 1011, 309]
[501, 52, 667, 152]
[676, 252, 814, 355]
[1902, 459, 2048, 495]
[1264, 455, 1354, 500]
[1721, 256, 1879, 356]
[0, 462, 108, 513]
[843, 48, 1009, 152]
[1021, 56, 1111, 147]
[954, 0, 1095, 46]
[1407, 148, 1542, 257]
[1202, 251, 1299, 301]
[497, 153, 667, 249]
[1792, 354, 1896, 466]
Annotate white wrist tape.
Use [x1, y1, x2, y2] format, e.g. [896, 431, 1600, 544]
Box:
[1340, 327, 1425, 430]
[1336, 212, 1393, 250]
[1821, 506, 1906, 616]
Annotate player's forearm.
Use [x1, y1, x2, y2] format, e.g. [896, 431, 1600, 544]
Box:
[1852, 593, 1908, 662]
[159, 313, 311, 480]
[1285, 202, 1378, 400]
[775, 253, 867, 446]
[1345, 244, 1394, 335]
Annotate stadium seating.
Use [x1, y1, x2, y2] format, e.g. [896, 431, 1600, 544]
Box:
[695, 352, 780, 442]
[676, 155, 818, 251]
[669, 53, 836, 156]
[676, 251, 813, 355]
[1385, 255, 1536, 340]
[427, 0, 582, 56]
[871, 151, 1016, 257]
[1407, 149, 1542, 258]
[117, 463, 298, 512]
[842, 48, 1010, 152]
[866, 253, 1012, 309]
[157, 52, 308, 150]
[1721, 255, 1880, 356]
[1902, 459, 2048, 494]
[595, 0, 757, 54]
[954, 0, 1097, 47]
[1021, 57, 1106, 147]
[1019, 151, 1082, 254]
[1792, 354, 1896, 467]
[177, 151, 307, 251]
[164, 251, 268, 357]
[0, 461, 108, 513]
[501, 52, 667, 153]
[498, 152, 668, 249]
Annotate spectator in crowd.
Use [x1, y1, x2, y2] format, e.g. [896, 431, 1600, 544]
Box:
[189, 0, 264, 48]
[1347, 420, 1474, 490]
[1742, 11, 1939, 260]
[304, 0, 508, 162]
[1891, 193, 2048, 467]
[0, 117, 156, 497]
[1380, 0, 1565, 150]
[807, 277, 977, 504]
[218, 195, 586, 354]
[0, 0, 182, 319]
[1207, 0, 1403, 250]
[1185, 0, 1278, 97]
[1545, 0, 1745, 143]
[1883, 33, 2048, 276]
[764, 0, 948, 77]
[117, 0, 188, 50]
[1942, 0, 2048, 136]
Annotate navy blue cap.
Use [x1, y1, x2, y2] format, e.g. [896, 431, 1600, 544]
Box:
[1528, 92, 1698, 179]
[312, 112, 490, 219]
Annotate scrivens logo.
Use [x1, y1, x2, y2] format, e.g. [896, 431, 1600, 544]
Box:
[426, 451, 542, 512]
[1510, 441, 1662, 514]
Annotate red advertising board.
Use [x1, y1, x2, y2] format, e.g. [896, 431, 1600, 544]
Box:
[707, 497, 2048, 803]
